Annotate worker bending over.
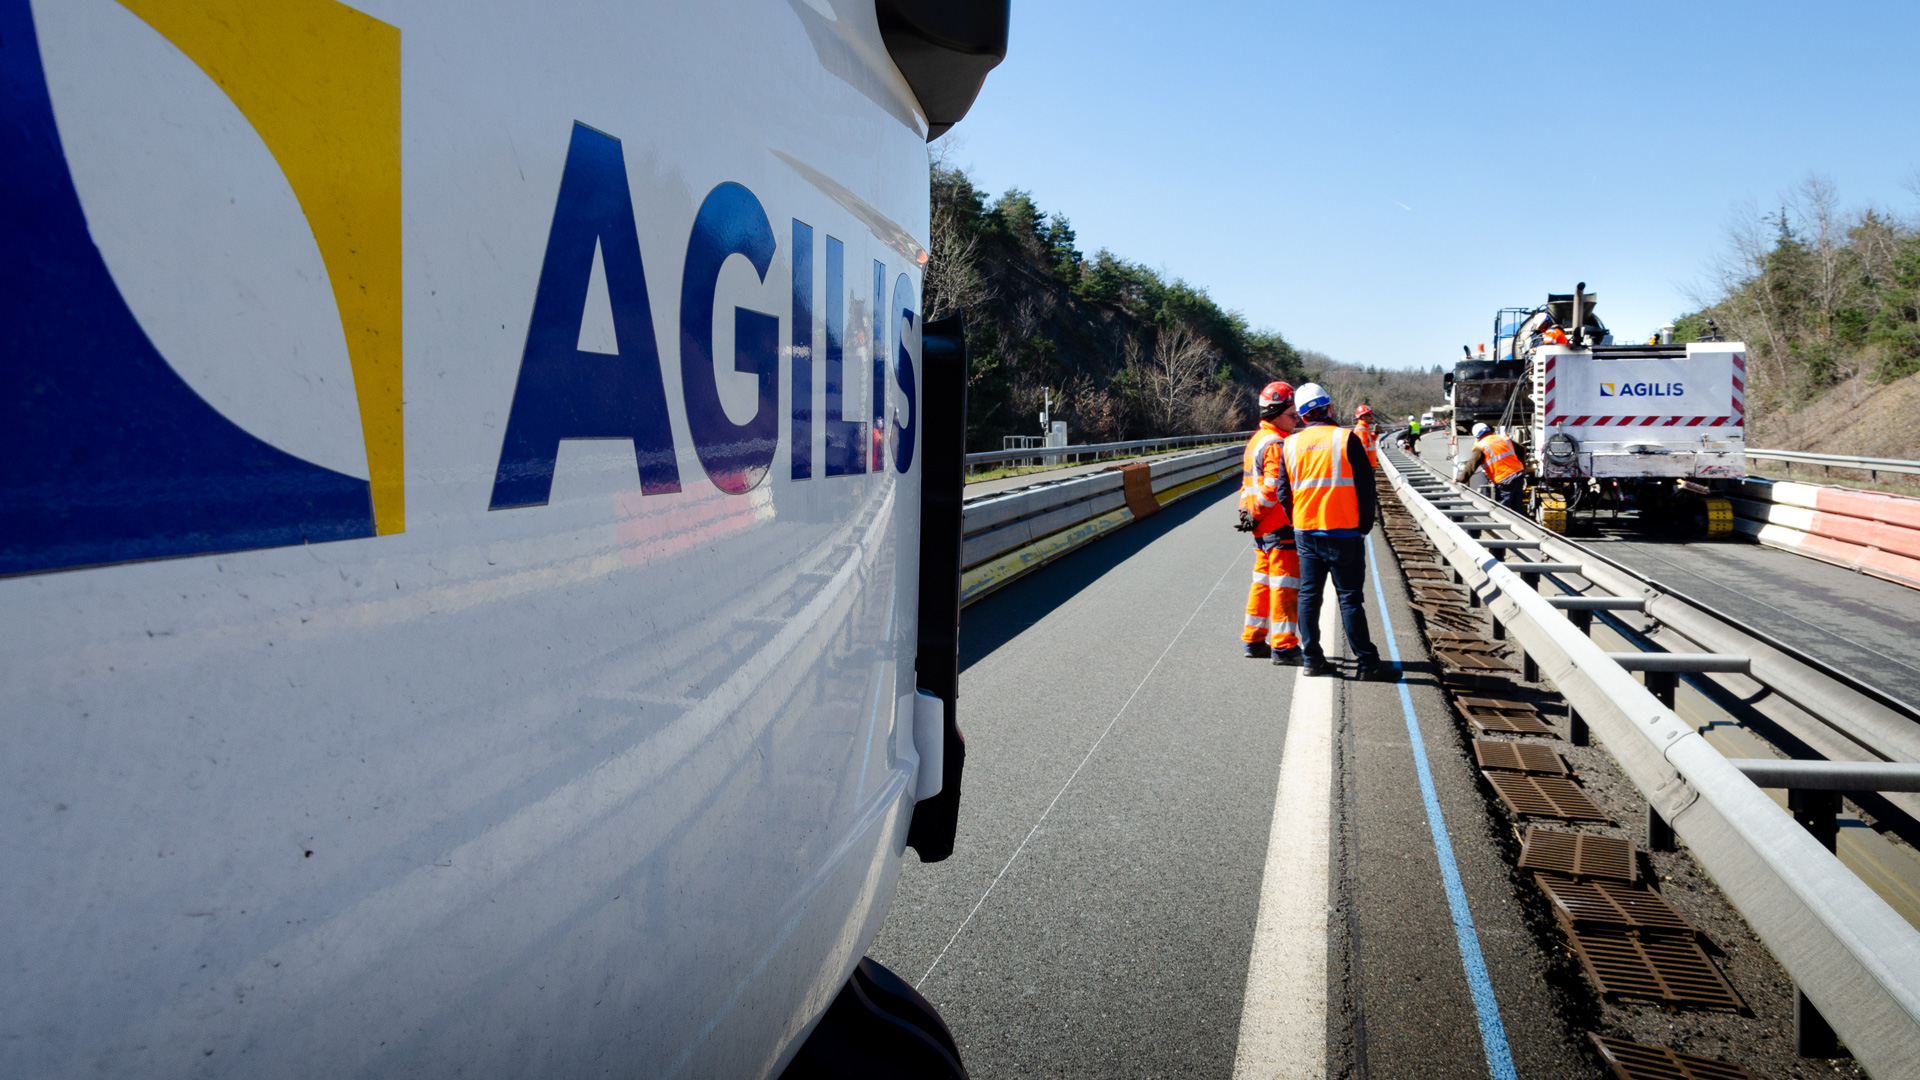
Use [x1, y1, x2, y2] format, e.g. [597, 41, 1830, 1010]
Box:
[1353, 404, 1379, 467]
[1455, 422, 1527, 510]
[1276, 384, 1388, 680]
[1236, 382, 1303, 664]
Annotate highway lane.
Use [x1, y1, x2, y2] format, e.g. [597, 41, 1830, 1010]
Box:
[870, 481, 1599, 1078]
[1416, 436, 1920, 706]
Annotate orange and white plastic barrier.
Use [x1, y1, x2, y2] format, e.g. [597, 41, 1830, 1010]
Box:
[1728, 478, 1920, 590]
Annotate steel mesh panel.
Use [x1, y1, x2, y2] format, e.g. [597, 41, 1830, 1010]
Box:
[1472, 739, 1566, 775]
[1420, 607, 1486, 634]
[1588, 1034, 1754, 1080]
[1538, 877, 1693, 936]
[1436, 648, 1517, 672]
[1566, 928, 1746, 1012]
[1518, 828, 1635, 883]
[1459, 703, 1556, 737]
[1482, 771, 1610, 822]
[1426, 630, 1492, 645]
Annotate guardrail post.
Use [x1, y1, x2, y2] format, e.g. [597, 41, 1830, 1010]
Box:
[1522, 650, 1538, 683]
[1646, 671, 1678, 709]
[1788, 789, 1841, 852]
[1797, 988, 1841, 1058]
[1647, 805, 1675, 852]
[1568, 608, 1593, 636]
[1568, 706, 1588, 746]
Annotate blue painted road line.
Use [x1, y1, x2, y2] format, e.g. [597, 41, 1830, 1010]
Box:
[1366, 535, 1519, 1080]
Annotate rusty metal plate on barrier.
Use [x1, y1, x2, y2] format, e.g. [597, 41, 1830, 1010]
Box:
[1482, 771, 1609, 821]
[1588, 1035, 1753, 1080]
[1518, 828, 1634, 883]
[1472, 739, 1566, 774]
[1565, 927, 1746, 1012]
[1538, 876, 1693, 936]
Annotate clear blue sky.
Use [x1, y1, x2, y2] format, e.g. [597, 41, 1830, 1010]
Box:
[937, 0, 1920, 370]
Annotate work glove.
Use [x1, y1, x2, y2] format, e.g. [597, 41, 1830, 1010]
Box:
[1235, 509, 1257, 533]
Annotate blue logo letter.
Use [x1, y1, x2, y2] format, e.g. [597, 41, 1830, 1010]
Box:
[891, 272, 917, 474]
[681, 183, 780, 495]
[490, 122, 680, 509]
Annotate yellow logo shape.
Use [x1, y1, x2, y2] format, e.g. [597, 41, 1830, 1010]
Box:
[118, 0, 403, 534]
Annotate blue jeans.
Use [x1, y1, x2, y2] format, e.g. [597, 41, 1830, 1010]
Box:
[1295, 533, 1379, 666]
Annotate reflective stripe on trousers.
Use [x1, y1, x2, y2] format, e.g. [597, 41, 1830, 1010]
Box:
[1243, 545, 1301, 649]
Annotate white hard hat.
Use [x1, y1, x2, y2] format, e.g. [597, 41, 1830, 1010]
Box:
[1294, 383, 1331, 417]
[1472, 422, 1491, 438]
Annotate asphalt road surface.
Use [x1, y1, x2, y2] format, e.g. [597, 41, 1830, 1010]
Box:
[869, 481, 1600, 1079]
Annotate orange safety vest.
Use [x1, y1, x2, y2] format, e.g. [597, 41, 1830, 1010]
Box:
[1282, 424, 1359, 532]
[1239, 422, 1290, 536]
[1354, 420, 1378, 466]
[1477, 433, 1524, 483]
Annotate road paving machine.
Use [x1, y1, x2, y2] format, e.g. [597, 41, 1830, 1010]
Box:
[1487, 285, 1745, 536]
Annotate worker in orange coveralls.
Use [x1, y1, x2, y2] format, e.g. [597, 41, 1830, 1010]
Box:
[1236, 381, 1304, 664]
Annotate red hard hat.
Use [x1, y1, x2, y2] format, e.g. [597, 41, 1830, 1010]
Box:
[1259, 381, 1294, 410]
[1355, 404, 1374, 417]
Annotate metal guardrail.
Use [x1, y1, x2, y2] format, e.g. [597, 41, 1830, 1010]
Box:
[1747, 449, 1920, 479]
[1380, 446, 1920, 1078]
[964, 430, 1252, 470]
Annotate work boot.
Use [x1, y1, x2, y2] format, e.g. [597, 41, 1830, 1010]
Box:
[1244, 640, 1271, 659]
[1303, 658, 1338, 677]
[1271, 648, 1304, 667]
[1355, 660, 1395, 682]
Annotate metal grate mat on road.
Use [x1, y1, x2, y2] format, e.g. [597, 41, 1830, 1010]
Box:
[1588, 1034, 1753, 1080]
[1472, 739, 1566, 774]
[1419, 607, 1486, 635]
[1565, 927, 1746, 1012]
[1457, 700, 1556, 737]
[1518, 827, 1635, 883]
[1436, 648, 1516, 673]
[1537, 876, 1694, 936]
[1428, 635, 1504, 654]
[1483, 771, 1610, 822]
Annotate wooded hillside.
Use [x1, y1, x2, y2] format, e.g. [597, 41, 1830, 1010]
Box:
[926, 162, 1305, 451]
[1675, 177, 1920, 458]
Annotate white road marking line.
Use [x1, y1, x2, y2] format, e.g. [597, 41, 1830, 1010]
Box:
[1233, 600, 1339, 1080]
[916, 540, 1250, 989]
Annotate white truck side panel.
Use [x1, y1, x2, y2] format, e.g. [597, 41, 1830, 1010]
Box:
[1534, 344, 1747, 480]
[3, 1, 933, 1076]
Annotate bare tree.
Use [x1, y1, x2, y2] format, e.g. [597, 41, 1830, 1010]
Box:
[1794, 175, 1844, 347]
[922, 228, 991, 323]
[1124, 322, 1217, 434]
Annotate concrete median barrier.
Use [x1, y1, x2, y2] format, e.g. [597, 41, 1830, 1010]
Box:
[959, 445, 1241, 605]
[1728, 477, 1920, 590]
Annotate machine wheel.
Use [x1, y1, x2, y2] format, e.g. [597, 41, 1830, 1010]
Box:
[1534, 490, 1568, 534]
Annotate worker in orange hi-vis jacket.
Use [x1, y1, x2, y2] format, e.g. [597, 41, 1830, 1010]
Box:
[1352, 404, 1379, 467]
[1236, 381, 1304, 664]
[1455, 422, 1528, 510]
